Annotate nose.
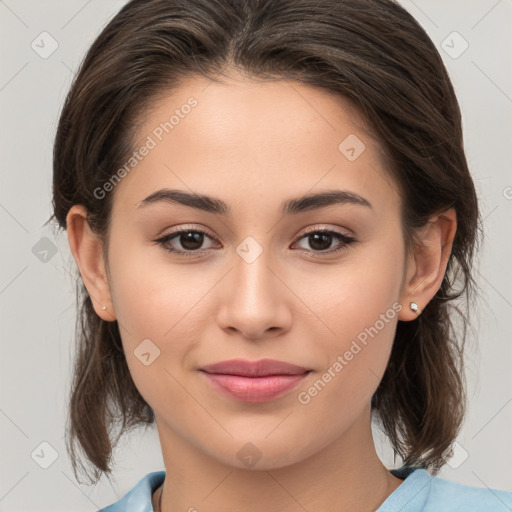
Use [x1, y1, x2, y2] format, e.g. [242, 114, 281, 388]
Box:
[216, 244, 292, 340]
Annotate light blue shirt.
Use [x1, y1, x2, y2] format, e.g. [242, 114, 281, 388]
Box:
[99, 467, 512, 511]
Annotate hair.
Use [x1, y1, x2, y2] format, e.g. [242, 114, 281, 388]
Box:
[51, 0, 481, 484]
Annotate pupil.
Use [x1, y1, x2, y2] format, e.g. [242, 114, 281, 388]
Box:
[181, 231, 203, 250]
[309, 233, 332, 251]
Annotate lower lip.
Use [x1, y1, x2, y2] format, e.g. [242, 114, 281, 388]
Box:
[201, 371, 309, 403]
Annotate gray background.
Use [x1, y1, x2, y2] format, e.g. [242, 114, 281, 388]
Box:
[0, 0, 511, 510]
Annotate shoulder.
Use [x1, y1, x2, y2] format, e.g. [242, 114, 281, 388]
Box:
[98, 471, 165, 512]
[379, 467, 512, 512]
[424, 473, 512, 511]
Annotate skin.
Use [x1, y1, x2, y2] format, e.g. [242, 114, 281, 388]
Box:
[66, 74, 456, 511]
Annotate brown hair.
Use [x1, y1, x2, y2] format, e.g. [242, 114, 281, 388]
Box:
[51, 0, 481, 483]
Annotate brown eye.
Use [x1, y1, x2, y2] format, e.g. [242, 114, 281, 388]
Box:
[176, 231, 205, 251]
[155, 228, 218, 256]
[155, 227, 356, 259]
[294, 229, 356, 255]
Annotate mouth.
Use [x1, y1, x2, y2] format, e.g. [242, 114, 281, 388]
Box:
[200, 358, 310, 377]
[199, 358, 312, 403]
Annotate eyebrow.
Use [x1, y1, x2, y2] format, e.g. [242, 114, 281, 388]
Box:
[138, 188, 372, 215]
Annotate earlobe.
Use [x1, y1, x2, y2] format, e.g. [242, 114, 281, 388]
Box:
[66, 205, 116, 322]
[398, 208, 457, 321]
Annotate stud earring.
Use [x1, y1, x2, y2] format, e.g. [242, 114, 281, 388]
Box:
[101, 305, 107, 310]
[410, 302, 421, 314]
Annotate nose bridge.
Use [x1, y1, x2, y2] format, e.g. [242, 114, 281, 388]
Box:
[232, 234, 280, 306]
[217, 235, 290, 338]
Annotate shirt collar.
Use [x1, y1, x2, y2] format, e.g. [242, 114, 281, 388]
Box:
[376, 467, 432, 511]
[104, 467, 430, 511]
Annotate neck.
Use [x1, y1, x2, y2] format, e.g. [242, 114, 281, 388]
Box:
[154, 405, 403, 512]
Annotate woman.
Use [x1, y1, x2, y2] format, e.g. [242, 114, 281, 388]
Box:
[51, 0, 512, 510]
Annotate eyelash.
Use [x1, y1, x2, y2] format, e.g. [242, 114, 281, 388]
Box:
[154, 225, 356, 258]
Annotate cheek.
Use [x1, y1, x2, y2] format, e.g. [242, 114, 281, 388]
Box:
[106, 238, 214, 396]
[108, 238, 199, 339]
[319, 247, 403, 338]
[296, 292, 400, 438]
[311, 237, 404, 393]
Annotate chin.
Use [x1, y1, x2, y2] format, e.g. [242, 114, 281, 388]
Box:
[205, 435, 317, 472]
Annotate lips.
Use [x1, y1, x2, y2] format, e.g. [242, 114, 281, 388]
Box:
[200, 358, 310, 377]
[199, 358, 311, 403]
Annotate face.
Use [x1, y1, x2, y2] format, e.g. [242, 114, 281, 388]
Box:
[103, 75, 408, 469]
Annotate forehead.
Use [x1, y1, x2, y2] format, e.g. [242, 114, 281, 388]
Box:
[111, 75, 400, 216]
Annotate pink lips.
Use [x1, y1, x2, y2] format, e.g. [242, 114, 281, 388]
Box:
[199, 358, 311, 403]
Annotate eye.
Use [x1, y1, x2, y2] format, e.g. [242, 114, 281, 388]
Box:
[154, 226, 356, 258]
[293, 228, 356, 255]
[154, 226, 218, 257]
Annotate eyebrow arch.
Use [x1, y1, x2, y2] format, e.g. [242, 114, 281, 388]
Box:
[138, 188, 372, 215]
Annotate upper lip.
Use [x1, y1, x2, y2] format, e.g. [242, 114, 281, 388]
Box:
[200, 358, 310, 377]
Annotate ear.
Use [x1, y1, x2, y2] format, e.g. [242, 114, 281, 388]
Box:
[398, 208, 457, 321]
[66, 205, 116, 322]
